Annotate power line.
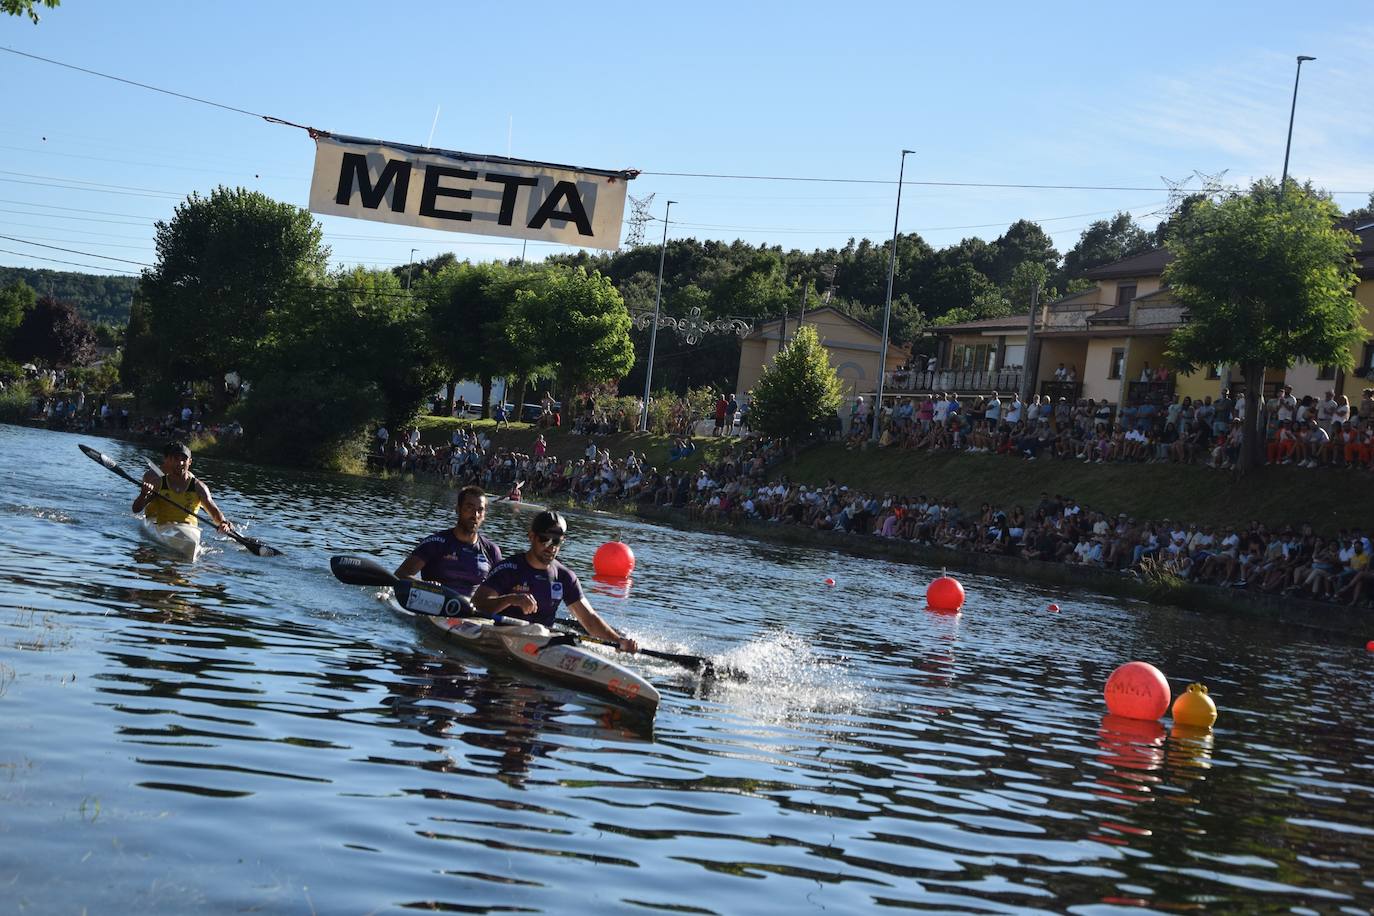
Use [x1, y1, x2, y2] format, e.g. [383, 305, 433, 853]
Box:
[0, 198, 161, 219]
[7, 47, 1369, 198]
[0, 233, 152, 266]
[0, 46, 276, 123]
[0, 207, 150, 227]
[0, 247, 139, 274]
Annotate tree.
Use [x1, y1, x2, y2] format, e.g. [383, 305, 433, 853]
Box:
[1060, 212, 1153, 283]
[924, 263, 1003, 321]
[1165, 180, 1364, 473]
[0, 280, 36, 353]
[9, 295, 96, 368]
[747, 325, 844, 441]
[988, 220, 1059, 288]
[523, 266, 634, 398]
[418, 261, 518, 417]
[135, 186, 328, 401]
[2, 0, 58, 23]
[234, 268, 443, 468]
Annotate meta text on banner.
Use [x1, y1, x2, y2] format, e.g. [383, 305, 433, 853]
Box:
[308, 134, 635, 251]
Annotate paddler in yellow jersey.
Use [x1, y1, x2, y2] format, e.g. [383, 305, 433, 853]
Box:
[131, 441, 234, 532]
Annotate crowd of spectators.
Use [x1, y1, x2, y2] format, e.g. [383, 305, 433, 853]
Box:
[17, 384, 244, 445]
[379, 414, 1370, 611]
[853, 385, 1374, 472]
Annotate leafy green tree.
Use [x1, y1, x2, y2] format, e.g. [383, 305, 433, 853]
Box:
[989, 221, 1059, 288]
[494, 267, 555, 412]
[748, 325, 844, 441]
[1059, 212, 1153, 284]
[9, 295, 95, 367]
[0, 280, 36, 352]
[1165, 180, 1364, 472]
[418, 261, 517, 417]
[0, 268, 137, 326]
[135, 187, 328, 401]
[2, 0, 58, 23]
[234, 268, 442, 468]
[523, 266, 634, 398]
[924, 263, 1002, 321]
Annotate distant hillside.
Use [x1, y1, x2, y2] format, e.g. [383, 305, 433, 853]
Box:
[0, 267, 138, 326]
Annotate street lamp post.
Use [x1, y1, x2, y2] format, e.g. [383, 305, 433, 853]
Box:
[639, 200, 675, 432]
[871, 149, 914, 442]
[406, 248, 419, 290]
[1280, 55, 1316, 196]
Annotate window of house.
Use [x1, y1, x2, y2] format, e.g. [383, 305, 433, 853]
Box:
[1109, 348, 1125, 380]
[1360, 344, 1374, 377]
[1116, 284, 1137, 307]
[1317, 364, 1337, 380]
[1206, 365, 1222, 380]
[951, 343, 995, 371]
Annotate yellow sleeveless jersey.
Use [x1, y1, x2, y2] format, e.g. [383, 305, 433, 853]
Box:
[146, 475, 203, 525]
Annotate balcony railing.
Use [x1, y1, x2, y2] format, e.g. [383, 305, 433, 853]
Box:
[1126, 380, 1176, 406]
[883, 368, 1023, 396]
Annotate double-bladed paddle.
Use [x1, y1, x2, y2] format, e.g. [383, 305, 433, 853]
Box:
[330, 554, 733, 678]
[329, 554, 479, 618]
[79, 443, 283, 557]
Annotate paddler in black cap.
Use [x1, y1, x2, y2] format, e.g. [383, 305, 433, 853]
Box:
[132, 441, 233, 533]
[472, 510, 639, 653]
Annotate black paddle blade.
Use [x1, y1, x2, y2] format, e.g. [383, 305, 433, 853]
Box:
[330, 555, 400, 586]
[239, 535, 283, 558]
[642, 650, 745, 682]
[393, 579, 480, 618]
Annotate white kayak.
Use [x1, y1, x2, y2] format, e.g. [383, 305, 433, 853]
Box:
[390, 597, 660, 716]
[139, 516, 203, 560]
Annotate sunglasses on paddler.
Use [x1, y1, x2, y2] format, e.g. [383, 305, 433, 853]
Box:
[535, 533, 565, 547]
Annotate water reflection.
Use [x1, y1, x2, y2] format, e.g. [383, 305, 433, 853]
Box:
[1, 424, 1372, 912]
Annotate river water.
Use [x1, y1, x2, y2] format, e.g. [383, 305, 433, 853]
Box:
[2, 423, 1371, 914]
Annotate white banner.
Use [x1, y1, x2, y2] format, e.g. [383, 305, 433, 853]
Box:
[308, 134, 634, 250]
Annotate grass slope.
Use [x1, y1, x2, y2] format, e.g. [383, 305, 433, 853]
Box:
[780, 443, 1373, 533]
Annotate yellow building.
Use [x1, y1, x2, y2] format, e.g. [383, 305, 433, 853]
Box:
[736, 306, 910, 413]
[926, 217, 1374, 408]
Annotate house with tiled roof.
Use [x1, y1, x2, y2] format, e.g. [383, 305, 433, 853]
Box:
[898, 217, 1374, 408]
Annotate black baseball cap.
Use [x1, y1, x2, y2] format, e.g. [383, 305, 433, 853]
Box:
[163, 441, 191, 458]
[531, 510, 567, 537]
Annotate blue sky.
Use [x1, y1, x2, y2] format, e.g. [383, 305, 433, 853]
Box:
[2, 1, 1371, 280]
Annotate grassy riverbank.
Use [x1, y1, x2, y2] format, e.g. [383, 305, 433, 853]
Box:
[415, 417, 1374, 534]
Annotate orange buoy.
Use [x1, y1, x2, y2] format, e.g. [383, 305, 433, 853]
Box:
[593, 541, 635, 578]
[1171, 682, 1218, 728]
[1104, 661, 1171, 721]
[926, 575, 965, 612]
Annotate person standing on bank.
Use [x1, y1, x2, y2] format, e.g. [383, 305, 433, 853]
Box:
[394, 485, 501, 596]
[132, 441, 233, 532]
[472, 510, 639, 653]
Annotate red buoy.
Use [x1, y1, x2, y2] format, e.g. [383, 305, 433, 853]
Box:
[1104, 661, 1171, 721]
[824, 577, 836, 587]
[926, 575, 965, 612]
[593, 541, 635, 578]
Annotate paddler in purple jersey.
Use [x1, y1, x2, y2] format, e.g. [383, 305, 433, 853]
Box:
[394, 485, 502, 597]
[472, 510, 640, 654]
